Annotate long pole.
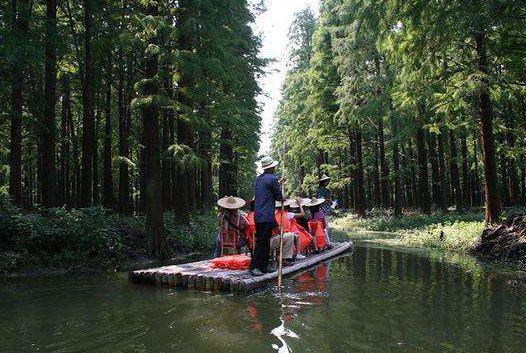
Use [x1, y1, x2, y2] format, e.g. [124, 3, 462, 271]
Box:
[277, 181, 285, 288]
[277, 147, 286, 288]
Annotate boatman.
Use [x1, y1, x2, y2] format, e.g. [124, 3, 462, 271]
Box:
[249, 156, 284, 276]
[317, 174, 333, 215]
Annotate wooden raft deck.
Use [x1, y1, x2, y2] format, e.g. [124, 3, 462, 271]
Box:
[129, 241, 354, 294]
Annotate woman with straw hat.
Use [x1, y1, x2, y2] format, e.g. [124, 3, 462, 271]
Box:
[305, 196, 332, 249]
[250, 156, 284, 276]
[214, 196, 249, 257]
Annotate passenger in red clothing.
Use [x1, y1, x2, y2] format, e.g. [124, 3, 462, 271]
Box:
[273, 197, 310, 260]
[214, 196, 249, 257]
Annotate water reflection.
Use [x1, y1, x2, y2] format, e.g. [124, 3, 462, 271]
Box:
[1, 245, 526, 353]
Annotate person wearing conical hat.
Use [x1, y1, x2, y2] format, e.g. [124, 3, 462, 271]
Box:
[271, 197, 308, 263]
[250, 156, 284, 276]
[317, 174, 334, 215]
[214, 196, 249, 257]
[305, 196, 331, 249]
[273, 197, 311, 259]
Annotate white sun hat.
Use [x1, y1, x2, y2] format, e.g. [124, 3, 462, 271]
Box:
[256, 156, 279, 170]
[319, 174, 331, 182]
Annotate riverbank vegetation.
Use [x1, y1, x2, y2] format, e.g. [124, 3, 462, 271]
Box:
[272, 2, 526, 225]
[332, 207, 526, 258]
[0, 197, 216, 276]
[0, 1, 264, 259]
[332, 210, 485, 253]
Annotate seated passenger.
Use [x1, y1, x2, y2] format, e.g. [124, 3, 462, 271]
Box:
[305, 197, 332, 250]
[271, 198, 307, 263]
[289, 197, 310, 229]
[214, 196, 249, 257]
[287, 198, 313, 255]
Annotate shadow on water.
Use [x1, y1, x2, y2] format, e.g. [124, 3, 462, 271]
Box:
[1, 244, 526, 353]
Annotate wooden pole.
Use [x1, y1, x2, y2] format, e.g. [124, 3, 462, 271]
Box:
[277, 147, 286, 288]
[277, 193, 285, 288]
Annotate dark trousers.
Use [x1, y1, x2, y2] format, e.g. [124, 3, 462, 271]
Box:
[250, 222, 274, 271]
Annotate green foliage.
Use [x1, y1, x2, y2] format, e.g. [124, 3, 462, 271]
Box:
[0, 196, 218, 275]
[272, 0, 526, 216]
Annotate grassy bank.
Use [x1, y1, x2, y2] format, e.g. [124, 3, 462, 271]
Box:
[0, 197, 217, 276]
[332, 207, 526, 256]
[331, 209, 489, 254]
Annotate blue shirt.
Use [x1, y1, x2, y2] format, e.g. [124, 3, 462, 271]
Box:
[254, 172, 283, 223]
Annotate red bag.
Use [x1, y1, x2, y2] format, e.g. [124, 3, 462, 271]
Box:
[210, 254, 251, 270]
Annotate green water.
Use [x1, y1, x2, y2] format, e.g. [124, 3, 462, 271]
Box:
[1, 245, 526, 353]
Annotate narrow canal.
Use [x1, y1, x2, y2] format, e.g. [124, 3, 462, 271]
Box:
[1, 244, 525, 353]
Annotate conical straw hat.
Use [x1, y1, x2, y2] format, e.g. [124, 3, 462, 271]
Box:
[305, 197, 325, 207]
[275, 199, 294, 208]
[217, 196, 246, 209]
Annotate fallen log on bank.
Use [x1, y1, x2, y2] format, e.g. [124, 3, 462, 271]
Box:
[472, 214, 526, 262]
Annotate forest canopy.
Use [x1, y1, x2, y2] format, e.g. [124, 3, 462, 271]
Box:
[272, 0, 526, 223]
[0, 0, 265, 257]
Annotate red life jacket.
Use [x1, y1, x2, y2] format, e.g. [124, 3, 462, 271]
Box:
[245, 211, 256, 251]
[274, 209, 292, 234]
[290, 218, 313, 252]
[308, 220, 327, 249]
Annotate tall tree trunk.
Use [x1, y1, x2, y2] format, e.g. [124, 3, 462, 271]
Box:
[436, 131, 448, 212]
[499, 149, 510, 207]
[174, 0, 196, 220]
[415, 128, 431, 214]
[520, 155, 526, 206]
[141, 1, 165, 259]
[9, 0, 27, 206]
[372, 152, 381, 207]
[67, 89, 80, 207]
[460, 132, 470, 208]
[475, 32, 500, 223]
[428, 133, 440, 207]
[347, 128, 356, 210]
[391, 115, 402, 216]
[353, 128, 366, 217]
[103, 64, 113, 208]
[117, 51, 130, 214]
[93, 105, 100, 205]
[81, 0, 95, 207]
[472, 131, 481, 206]
[506, 131, 519, 205]
[219, 127, 236, 197]
[407, 140, 417, 207]
[448, 129, 462, 211]
[161, 101, 172, 210]
[378, 117, 390, 208]
[199, 128, 213, 209]
[59, 77, 71, 207]
[41, 0, 57, 207]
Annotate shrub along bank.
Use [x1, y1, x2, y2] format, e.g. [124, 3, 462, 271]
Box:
[0, 197, 217, 276]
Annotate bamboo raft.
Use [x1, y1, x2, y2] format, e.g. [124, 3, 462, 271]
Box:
[129, 241, 354, 294]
